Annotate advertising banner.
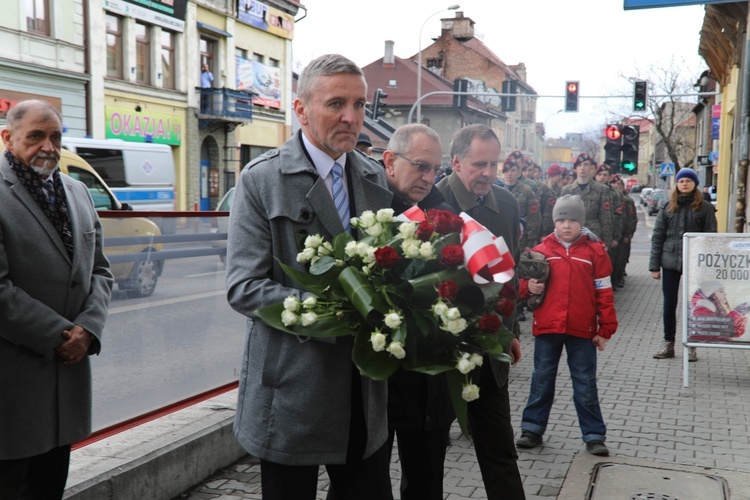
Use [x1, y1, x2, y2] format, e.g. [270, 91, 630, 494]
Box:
[237, 0, 294, 39]
[104, 0, 187, 32]
[236, 57, 282, 109]
[712, 104, 721, 140]
[624, 0, 737, 10]
[106, 107, 182, 145]
[683, 233, 750, 346]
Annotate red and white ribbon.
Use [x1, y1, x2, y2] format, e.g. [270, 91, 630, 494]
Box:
[395, 205, 427, 223]
[459, 213, 515, 284]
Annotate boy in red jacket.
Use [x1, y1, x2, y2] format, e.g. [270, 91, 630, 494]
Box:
[515, 195, 618, 456]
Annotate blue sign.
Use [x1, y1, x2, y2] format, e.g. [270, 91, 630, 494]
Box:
[709, 151, 719, 163]
[625, 0, 737, 10]
[660, 163, 675, 176]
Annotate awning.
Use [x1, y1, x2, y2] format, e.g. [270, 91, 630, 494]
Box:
[197, 22, 232, 38]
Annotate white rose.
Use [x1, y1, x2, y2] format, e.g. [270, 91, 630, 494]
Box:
[419, 241, 435, 259]
[283, 296, 300, 312]
[432, 301, 448, 317]
[456, 357, 474, 374]
[384, 311, 403, 329]
[386, 341, 406, 359]
[398, 222, 417, 238]
[281, 310, 298, 326]
[444, 307, 461, 320]
[302, 296, 317, 309]
[304, 234, 323, 248]
[469, 353, 484, 367]
[356, 241, 370, 256]
[365, 222, 384, 237]
[345, 241, 359, 257]
[300, 311, 318, 326]
[401, 240, 421, 258]
[350, 217, 360, 228]
[359, 211, 376, 227]
[370, 331, 387, 352]
[444, 318, 467, 334]
[462, 383, 480, 402]
[362, 246, 377, 264]
[296, 247, 316, 263]
[376, 208, 395, 222]
[318, 242, 333, 256]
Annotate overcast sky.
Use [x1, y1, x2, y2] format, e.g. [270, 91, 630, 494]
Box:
[291, 0, 706, 138]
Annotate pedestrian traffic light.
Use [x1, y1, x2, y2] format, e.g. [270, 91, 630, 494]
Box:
[620, 124, 640, 174]
[565, 81, 579, 112]
[604, 124, 622, 171]
[633, 80, 648, 112]
[453, 79, 469, 109]
[501, 79, 517, 112]
[372, 88, 387, 119]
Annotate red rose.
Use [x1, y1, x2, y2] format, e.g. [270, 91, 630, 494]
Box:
[447, 213, 464, 233]
[496, 298, 514, 318]
[416, 221, 435, 242]
[428, 209, 454, 235]
[478, 313, 502, 332]
[374, 246, 401, 269]
[440, 244, 464, 266]
[437, 280, 459, 301]
[500, 283, 517, 300]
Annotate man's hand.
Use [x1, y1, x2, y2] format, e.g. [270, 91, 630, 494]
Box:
[610, 240, 619, 248]
[527, 278, 545, 295]
[55, 325, 92, 366]
[509, 338, 522, 365]
[650, 271, 661, 280]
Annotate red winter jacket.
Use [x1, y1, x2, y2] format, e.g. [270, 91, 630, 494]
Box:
[519, 232, 618, 339]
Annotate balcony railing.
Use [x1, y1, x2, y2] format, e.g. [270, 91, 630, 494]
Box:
[197, 88, 254, 123]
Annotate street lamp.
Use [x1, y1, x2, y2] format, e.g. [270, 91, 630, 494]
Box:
[416, 4, 460, 123]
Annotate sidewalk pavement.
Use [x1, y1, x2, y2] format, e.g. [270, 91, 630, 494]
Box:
[67, 206, 750, 499]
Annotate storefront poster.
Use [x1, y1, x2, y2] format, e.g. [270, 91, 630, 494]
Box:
[104, 0, 187, 32]
[237, 0, 294, 39]
[0, 89, 61, 120]
[236, 58, 281, 109]
[684, 233, 750, 345]
[712, 104, 721, 140]
[106, 107, 182, 145]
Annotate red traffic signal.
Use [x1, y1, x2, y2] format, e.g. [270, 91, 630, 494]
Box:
[605, 125, 621, 141]
[565, 81, 579, 112]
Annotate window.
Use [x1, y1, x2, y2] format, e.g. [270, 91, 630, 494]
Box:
[200, 37, 215, 76]
[106, 14, 123, 79]
[161, 30, 175, 90]
[135, 22, 151, 85]
[74, 148, 127, 188]
[67, 167, 118, 210]
[235, 48, 247, 59]
[253, 53, 264, 63]
[268, 58, 279, 68]
[26, 0, 50, 35]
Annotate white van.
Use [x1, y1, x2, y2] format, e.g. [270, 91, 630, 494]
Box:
[61, 138, 176, 212]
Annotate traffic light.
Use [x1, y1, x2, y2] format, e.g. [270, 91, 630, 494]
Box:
[633, 80, 648, 112]
[501, 79, 517, 112]
[372, 88, 387, 119]
[620, 124, 640, 174]
[604, 124, 622, 171]
[565, 81, 579, 112]
[453, 79, 469, 109]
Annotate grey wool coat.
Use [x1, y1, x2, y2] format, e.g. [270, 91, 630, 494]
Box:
[0, 154, 113, 460]
[226, 132, 393, 466]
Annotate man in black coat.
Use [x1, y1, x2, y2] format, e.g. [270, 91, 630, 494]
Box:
[436, 124, 525, 500]
[382, 124, 454, 500]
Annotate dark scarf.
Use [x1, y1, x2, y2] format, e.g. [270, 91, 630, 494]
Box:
[5, 150, 74, 257]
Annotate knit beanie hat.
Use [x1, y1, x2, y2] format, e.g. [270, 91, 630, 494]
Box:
[675, 167, 699, 186]
[553, 194, 585, 225]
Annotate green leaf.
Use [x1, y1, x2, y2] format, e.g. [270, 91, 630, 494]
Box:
[333, 232, 355, 259]
[309, 255, 337, 275]
[277, 260, 332, 296]
[352, 325, 401, 380]
[253, 303, 355, 338]
[338, 266, 389, 323]
[444, 369, 470, 438]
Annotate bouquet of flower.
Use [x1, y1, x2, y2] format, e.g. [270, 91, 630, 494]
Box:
[254, 207, 516, 434]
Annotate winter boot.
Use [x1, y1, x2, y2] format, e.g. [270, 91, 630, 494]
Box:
[653, 341, 675, 359]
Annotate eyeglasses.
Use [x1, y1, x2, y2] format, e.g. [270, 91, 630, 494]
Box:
[395, 153, 442, 176]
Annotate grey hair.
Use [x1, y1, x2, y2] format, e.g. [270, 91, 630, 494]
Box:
[450, 124, 500, 160]
[297, 54, 364, 102]
[388, 124, 441, 154]
[6, 100, 62, 130]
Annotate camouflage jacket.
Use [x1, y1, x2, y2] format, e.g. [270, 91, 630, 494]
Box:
[561, 180, 614, 244]
[539, 181, 557, 238]
[605, 184, 624, 242]
[622, 192, 638, 238]
[504, 181, 541, 250]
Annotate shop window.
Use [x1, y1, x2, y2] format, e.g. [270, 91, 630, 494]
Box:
[106, 14, 123, 79]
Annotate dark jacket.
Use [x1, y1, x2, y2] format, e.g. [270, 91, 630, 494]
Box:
[649, 193, 717, 272]
[387, 186, 455, 431]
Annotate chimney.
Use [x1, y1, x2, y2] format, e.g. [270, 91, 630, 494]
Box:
[443, 11, 474, 40]
[383, 40, 395, 67]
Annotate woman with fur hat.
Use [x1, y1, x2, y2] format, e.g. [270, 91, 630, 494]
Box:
[516, 195, 618, 457]
[650, 168, 717, 361]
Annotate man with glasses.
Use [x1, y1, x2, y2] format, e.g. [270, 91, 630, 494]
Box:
[382, 124, 453, 499]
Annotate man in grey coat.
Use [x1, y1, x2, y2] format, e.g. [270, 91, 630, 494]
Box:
[226, 54, 394, 499]
[0, 100, 113, 499]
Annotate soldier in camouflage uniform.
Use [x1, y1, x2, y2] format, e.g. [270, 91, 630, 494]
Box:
[561, 153, 614, 246]
[612, 175, 637, 286]
[526, 159, 552, 238]
[595, 164, 624, 287]
[520, 157, 541, 197]
[542, 164, 564, 236]
[503, 154, 541, 250]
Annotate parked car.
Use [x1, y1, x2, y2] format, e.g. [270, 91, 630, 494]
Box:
[640, 187, 654, 206]
[648, 190, 668, 215]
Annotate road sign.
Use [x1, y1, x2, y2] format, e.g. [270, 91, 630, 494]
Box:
[660, 163, 675, 176]
[698, 155, 711, 166]
[709, 151, 719, 162]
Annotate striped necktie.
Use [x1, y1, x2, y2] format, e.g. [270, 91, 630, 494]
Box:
[331, 162, 350, 232]
[43, 179, 56, 205]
